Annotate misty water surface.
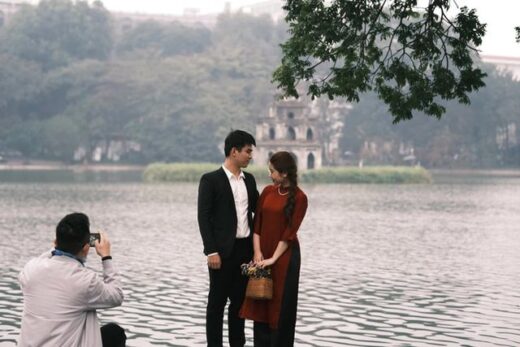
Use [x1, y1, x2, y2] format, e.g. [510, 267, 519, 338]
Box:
[1, 174, 520, 346]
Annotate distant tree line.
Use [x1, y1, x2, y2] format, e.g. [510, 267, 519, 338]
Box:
[0, 0, 519, 168]
[340, 66, 520, 168]
[0, 0, 285, 163]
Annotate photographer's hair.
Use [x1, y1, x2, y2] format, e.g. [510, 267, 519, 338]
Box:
[224, 130, 256, 157]
[270, 151, 298, 226]
[55, 212, 90, 255]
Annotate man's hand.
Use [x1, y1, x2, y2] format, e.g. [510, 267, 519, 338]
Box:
[207, 254, 221, 270]
[94, 231, 111, 258]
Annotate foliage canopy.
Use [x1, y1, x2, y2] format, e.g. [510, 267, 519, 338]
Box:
[0, 0, 111, 69]
[273, 0, 488, 122]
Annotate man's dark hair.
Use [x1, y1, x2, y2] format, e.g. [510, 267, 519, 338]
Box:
[224, 130, 256, 157]
[55, 213, 90, 255]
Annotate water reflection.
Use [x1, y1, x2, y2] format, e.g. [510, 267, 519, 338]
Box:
[1, 178, 520, 346]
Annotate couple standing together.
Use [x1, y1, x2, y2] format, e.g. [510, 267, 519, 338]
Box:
[198, 130, 308, 347]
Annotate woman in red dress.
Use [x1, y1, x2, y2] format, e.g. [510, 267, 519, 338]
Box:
[240, 151, 308, 347]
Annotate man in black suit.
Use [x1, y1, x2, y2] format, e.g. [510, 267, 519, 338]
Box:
[198, 130, 259, 347]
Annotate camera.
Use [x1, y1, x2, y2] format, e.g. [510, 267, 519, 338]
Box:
[89, 233, 100, 247]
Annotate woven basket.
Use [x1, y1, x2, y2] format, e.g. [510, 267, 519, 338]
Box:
[245, 277, 273, 300]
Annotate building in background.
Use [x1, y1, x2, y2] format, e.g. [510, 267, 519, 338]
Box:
[0, 0, 36, 25]
[238, 0, 284, 21]
[481, 55, 520, 80]
[255, 97, 349, 171]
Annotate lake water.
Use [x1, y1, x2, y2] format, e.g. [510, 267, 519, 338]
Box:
[1, 172, 520, 346]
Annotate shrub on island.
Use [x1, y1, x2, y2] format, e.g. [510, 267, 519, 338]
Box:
[144, 163, 432, 184]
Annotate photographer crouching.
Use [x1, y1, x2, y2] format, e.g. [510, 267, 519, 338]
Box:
[18, 212, 126, 347]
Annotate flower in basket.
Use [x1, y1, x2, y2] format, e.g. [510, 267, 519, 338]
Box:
[241, 262, 271, 279]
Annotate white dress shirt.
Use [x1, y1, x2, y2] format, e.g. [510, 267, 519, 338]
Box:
[222, 165, 251, 239]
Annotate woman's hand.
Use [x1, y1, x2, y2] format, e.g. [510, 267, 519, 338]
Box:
[257, 257, 276, 268]
[253, 251, 264, 264]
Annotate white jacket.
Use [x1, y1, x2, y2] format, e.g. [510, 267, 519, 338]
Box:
[18, 251, 124, 347]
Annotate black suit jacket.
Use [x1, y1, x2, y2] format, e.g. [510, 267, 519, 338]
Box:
[197, 167, 259, 258]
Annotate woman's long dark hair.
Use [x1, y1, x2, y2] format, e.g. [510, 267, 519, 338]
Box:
[270, 151, 298, 226]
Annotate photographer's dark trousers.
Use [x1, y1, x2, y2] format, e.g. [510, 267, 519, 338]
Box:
[101, 323, 126, 347]
[207, 238, 252, 347]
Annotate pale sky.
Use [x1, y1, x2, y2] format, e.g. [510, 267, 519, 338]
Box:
[99, 0, 520, 57]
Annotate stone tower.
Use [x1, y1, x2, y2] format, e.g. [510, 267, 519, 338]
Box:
[255, 98, 323, 171]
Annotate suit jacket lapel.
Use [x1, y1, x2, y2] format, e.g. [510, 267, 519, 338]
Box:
[218, 167, 237, 216]
[244, 173, 254, 207]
